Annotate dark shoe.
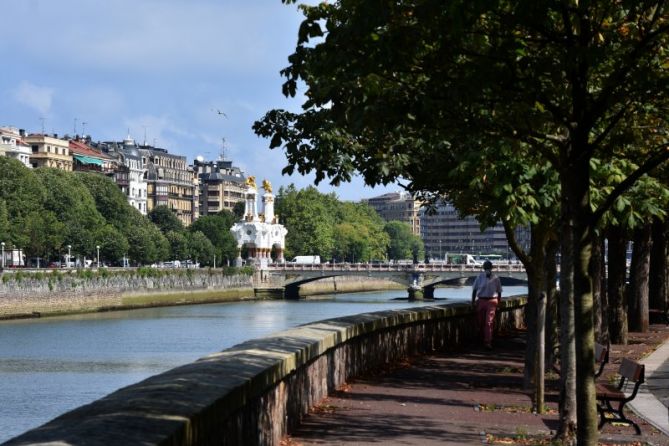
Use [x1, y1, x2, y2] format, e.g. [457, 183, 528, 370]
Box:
[484, 343, 493, 350]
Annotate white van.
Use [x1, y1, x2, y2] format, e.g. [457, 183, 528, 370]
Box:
[291, 255, 321, 265]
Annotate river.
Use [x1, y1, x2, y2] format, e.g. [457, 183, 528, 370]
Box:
[0, 286, 526, 442]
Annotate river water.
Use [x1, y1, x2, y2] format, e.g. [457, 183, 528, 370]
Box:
[0, 286, 526, 442]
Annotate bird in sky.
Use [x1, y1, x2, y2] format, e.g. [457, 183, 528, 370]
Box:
[213, 109, 228, 118]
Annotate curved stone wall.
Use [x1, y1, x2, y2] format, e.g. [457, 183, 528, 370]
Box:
[4, 297, 526, 446]
[0, 270, 254, 318]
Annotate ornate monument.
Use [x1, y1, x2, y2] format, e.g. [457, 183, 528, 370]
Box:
[230, 178, 287, 267]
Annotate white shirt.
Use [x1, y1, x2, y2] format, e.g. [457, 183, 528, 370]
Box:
[472, 272, 502, 299]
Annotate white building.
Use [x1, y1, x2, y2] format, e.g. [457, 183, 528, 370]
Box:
[230, 178, 287, 267]
[120, 136, 148, 215]
[0, 127, 33, 168]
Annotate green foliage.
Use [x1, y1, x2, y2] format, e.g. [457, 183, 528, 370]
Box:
[149, 205, 185, 234]
[275, 185, 334, 259]
[166, 230, 189, 260]
[189, 212, 238, 265]
[187, 231, 215, 265]
[275, 184, 389, 262]
[384, 221, 424, 261]
[35, 168, 106, 258]
[0, 199, 8, 242]
[232, 201, 245, 220]
[95, 224, 129, 264]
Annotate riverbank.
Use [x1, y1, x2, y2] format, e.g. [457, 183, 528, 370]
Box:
[0, 268, 255, 320]
[0, 270, 409, 321]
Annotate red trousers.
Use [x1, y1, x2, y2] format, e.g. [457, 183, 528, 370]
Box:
[476, 298, 499, 345]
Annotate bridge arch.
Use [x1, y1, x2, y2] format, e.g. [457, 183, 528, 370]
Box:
[284, 272, 411, 299]
[263, 264, 528, 300]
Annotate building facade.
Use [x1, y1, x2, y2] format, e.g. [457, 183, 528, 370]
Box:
[24, 134, 73, 171]
[69, 138, 115, 173]
[0, 127, 32, 168]
[96, 136, 148, 215]
[194, 158, 246, 216]
[419, 201, 530, 261]
[363, 191, 422, 236]
[140, 145, 198, 226]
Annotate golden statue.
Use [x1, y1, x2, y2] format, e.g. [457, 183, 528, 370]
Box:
[262, 179, 272, 193]
[245, 176, 257, 188]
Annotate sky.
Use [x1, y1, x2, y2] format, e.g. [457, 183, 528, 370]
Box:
[0, 0, 400, 201]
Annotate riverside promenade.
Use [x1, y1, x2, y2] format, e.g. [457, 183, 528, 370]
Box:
[285, 324, 669, 446]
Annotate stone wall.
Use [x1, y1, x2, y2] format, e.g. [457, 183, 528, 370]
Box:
[0, 270, 253, 318]
[4, 297, 526, 446]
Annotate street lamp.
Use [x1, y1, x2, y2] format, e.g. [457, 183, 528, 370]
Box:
[96, 245, 100, 268]
[1, 242, 4, 269]
[67, 245, 72, 268]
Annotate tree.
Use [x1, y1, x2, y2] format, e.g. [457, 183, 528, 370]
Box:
[19, 211, 65, 262]
[256, 2, 669, 443]
[35, 168, 106, 259]
[149, 205, 184, 234]
[189, 213, 238, 265]
[232, 201, 245, 220]
[384, 221, 423, 261]
[187, 231, 215, 265]
[78, 172, 143, 231]
[166, 230, 189, 260]
[0, 200, 9, 244]
[275, 185, 335, 259]
[95, 224, 129, 264]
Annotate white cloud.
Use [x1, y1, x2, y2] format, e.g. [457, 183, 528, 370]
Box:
[13, 82, 54, 115]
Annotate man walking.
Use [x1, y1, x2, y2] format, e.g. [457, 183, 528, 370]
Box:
[472, 260, 502, 349]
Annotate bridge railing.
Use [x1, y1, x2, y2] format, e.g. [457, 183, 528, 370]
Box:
[267, 262, 525, 273]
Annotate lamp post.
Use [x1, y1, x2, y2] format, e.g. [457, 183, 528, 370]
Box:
[1, 242, 4, 269]
[67, 245, 72, 268]
[439, 239, 442, 261]
[96, 245, 100, 268]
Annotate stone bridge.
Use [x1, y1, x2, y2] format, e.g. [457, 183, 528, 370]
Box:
[255, 263, 528, 299]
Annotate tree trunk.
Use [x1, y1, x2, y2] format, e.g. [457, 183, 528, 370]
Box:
[545, 238, 560, 359]
[628, 225, 651, 332]
[523, 223, 549, 391]
[556, 195, 577, 442]
[563, 157, 597, 446]
[607, 225, 628, 344]
[597, 236, 609, 344]
[649, 217, 668, 318]
[591, 233, 603, 342]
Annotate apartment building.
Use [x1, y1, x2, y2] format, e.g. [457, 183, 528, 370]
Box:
[140, 145, 198, 226]
[193, 158, 246, 215]
[363, 191, 422, 236]
[69, 138, 116, 173]
[0, 127, 32, 168]
[24, 134, 73, 171]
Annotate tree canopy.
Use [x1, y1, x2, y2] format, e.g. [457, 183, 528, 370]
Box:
[257, 1, 669, 443]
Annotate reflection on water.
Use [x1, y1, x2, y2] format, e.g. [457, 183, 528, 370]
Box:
[0, 286, 526, 442]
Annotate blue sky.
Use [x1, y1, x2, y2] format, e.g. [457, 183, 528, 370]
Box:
[0, 0, 399, 201]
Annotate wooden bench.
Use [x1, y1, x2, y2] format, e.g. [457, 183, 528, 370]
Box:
[596, 357, 645, 434]
[552, 342, 609, 378]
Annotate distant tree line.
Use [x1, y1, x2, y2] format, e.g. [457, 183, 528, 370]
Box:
[0, 159, 422, 267]
[275, 184, 424, 262]
[0, 157, 239, 267]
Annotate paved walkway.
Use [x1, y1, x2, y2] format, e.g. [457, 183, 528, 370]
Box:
[285, 328, 669, 446]
[630, 335, 669, 436]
